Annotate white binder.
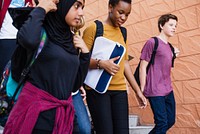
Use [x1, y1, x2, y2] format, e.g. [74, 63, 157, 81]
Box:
[84, 37, 126, 94]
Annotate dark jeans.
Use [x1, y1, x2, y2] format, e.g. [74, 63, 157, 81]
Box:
[0, 39, 17, 76]
[148, 91, 176, 134]
[86, 90, 129, 134]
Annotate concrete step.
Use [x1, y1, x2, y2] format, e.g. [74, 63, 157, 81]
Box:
[129, 115, 153, 134]
[86, 107, 154, 133]
[129, 115, 139, 127]
[129, 125, 154, 134]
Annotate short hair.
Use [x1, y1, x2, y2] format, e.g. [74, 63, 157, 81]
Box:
[109, 0, 132, 7]
[158, 14, 178, 32]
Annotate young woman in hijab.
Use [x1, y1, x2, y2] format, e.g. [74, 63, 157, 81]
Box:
[3, 0, 89, 134]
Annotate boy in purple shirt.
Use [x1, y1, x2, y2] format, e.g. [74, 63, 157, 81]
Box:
[139, 14, 179, 133]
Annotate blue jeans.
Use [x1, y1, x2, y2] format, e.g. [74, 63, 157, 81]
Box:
[148, 91, 176, 134]
[72, 91, 91, 134]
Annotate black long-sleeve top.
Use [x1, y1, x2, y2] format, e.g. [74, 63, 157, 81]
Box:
[17, 7, 90, 130]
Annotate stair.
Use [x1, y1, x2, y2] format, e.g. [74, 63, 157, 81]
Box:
[129, 115, 154, 134]
[86, 104, 153, 133]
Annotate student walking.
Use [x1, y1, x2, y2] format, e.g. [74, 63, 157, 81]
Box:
[3, 0, 89, 133]
[83, 0, 147, 134]
[139, 14, 179, 134]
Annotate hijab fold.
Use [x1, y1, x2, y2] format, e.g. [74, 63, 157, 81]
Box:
[44, 0, 78, 54]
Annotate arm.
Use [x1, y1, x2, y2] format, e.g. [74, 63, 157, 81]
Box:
[72, 52, 90, 92]
[139, 60, 148, 92]
[124, 60, 147, 108]
[17, 0, 58, 50]
[90, 57, 120, 76]
[82, 22, 120, 76]
[17, 7, 45, 50]
[139, 38, 155, 91]
[72, 34, 90, 92]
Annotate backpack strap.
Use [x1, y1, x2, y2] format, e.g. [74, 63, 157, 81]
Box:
[119, 27, 127, 43]
[146, 37, 158, 71]
[11, 28, 47, 102]
[90, 20, 104, 52]
[148, 37, 176, 67]
[168, 42, 176, 67]
[94, 20, 103, 39]
[150, 37, 159, 65]
[30, 28, 47, 66]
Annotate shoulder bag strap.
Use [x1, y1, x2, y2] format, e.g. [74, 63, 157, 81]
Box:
[150, 37, 159, 65]
[146, 37, 159, 71]
[168, 42, 176, 67]
[90, 20, 104, 52]
[119, 27, 127, 43]
[11, 28, 47, 102]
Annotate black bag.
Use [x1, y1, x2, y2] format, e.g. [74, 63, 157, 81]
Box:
[0, 29, 47, 126]
[134, 37, 176, 86]
[0, 7, 47, 125]
[0, 7, 34, 127]
[8, 7, 34, 30]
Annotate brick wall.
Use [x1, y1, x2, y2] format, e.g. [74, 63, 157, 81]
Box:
[83, 0, 200, 133]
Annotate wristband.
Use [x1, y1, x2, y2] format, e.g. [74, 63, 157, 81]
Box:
[97, 59, 101, 69]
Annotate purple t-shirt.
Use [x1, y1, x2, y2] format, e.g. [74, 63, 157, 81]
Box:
[140, 37, 173, 97]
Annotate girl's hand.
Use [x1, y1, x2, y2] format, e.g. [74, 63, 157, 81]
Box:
[37, 0, 59, 13]
[73, 35, 89, 53]
[79, 86, 86, 100]
[136, 91, 147, 109]
[99, 56, 120, 76]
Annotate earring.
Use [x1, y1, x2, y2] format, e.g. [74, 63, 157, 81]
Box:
[78, 16, 85, 29]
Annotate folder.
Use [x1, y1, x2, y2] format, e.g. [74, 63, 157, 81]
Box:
[84, 37, 126, 94]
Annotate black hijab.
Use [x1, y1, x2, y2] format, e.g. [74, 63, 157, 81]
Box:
[44, 0, 78, 54]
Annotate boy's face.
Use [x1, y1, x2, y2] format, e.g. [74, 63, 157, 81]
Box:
[109, 1, 131, 27]
[161, 19, 177, 37]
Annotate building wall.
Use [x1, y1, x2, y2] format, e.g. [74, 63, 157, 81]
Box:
[83, 0, 200, 133]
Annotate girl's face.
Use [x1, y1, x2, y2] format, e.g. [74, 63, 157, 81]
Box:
[109, 1, 131, 27]
[161, 19, 177, 37]
[65, 0, 85, 27]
